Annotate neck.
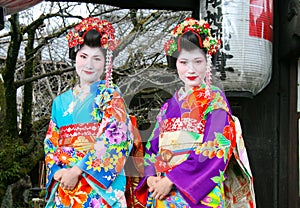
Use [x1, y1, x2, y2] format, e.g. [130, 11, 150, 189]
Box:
[184, 85, 192, 92]
[79, 79, 100, 88]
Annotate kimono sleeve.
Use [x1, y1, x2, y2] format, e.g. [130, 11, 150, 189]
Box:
[166, 91, 236, 205]
[44, 117, 61, 199]
[76, 86, 134, 189]
[135, 103, 167, 204]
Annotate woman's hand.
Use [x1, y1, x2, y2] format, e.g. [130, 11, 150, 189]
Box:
[54, 169, 67, 181]
[150, 176, 173, 200]
[59, 166, 83, 191]
[147, 176, 161, 192]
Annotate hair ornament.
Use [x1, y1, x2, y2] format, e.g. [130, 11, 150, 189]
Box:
[66, 17, 120, 51]
[205, 53, 212, 98]
[105, 50, 114, 88]
[66, 17, 119, 88]
[164, 18, 221, 56]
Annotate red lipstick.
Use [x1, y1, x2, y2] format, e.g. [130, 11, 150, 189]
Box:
[84, 70, 93, 75]
[187, 76, 197, 81]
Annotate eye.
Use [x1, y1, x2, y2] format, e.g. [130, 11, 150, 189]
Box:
[179, 60, 187, 65]
[194, 59, 203, 64]
[94, 57, 102, 61]
[80, 54, 87, 59]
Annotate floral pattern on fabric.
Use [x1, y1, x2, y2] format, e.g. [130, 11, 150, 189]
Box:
[135, 85, 236, 208]
[44, 81, 133, 208]
[201, 171, 226, 208]
[56, 178, 93, 208]
[149, 188, 191, 208]
[195, 116, 235, 163]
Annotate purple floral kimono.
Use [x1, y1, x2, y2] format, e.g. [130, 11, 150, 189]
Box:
[135, 85, 237, 208]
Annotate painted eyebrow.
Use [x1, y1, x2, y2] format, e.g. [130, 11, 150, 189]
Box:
[178, 57, 204, 60]
[78, 51, 87, 55]
[78, 52, 103, 58]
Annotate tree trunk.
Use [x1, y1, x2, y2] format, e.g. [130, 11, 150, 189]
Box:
[0, 13, 22, 203]
[2, 14, 22, 138]
[0, 78, 6, 131]
[21, 29, 35, 143]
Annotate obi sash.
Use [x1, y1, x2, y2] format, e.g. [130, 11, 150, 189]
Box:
[58, 122, 100, 151]
[155, 117, 204, 173]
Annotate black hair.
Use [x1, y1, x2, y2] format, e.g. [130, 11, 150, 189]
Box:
[69, 29, 107, 60]
[166, 31, 207, 70]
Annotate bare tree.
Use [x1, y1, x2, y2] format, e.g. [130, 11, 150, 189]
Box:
[0, 2, 190, 205]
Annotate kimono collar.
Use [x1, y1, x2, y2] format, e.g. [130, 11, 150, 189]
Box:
[73, 80, 105, 96]
[177, 84, 206, 101]
[92, 80, 105, 92]
[177, 87, 190, 101]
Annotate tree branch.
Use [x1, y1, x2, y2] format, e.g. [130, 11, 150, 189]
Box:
[15, 66, 74, 88]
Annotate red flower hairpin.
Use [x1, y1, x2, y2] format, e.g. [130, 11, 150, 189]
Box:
[66, 17, 120, 51]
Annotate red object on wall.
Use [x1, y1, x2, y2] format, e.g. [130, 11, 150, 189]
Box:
[0, 0, 198, 15]
[249, 0, 273, 42]
[0, 0, 42, 15]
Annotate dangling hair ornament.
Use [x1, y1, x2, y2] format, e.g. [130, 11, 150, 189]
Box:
[205, 53, 212, 97]
[66, 17, 120, 88]
[105, 49, 113, 88]
[164, 18, 221, 97]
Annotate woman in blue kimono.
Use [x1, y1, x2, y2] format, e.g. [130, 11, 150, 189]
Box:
[44, 17, 136, 208]
[135, 18, 255, 207]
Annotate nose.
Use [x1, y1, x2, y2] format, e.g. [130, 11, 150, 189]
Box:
[186, 62, 196, 72]
[86, 58, 93, 69]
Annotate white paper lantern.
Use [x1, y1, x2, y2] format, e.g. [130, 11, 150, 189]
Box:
[200, 0, 273, 97]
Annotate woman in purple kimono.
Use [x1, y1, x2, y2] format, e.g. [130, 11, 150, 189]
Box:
[135, 18, 239, 207]
[44, 17, 137, 208]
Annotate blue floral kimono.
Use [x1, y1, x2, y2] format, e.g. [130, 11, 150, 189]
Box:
[44, 80, 134, 208]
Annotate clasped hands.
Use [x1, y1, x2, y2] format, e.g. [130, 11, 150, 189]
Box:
[54, 166, 82, 191]
[147, 175, 173, 200]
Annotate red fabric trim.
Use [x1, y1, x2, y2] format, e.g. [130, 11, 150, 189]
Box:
[161, 117, 205, 134]
[134, 180, 148, 205]
[60, 123, 100, 139]
[176, 185, 197, 204]
[86, 174, 106, 189]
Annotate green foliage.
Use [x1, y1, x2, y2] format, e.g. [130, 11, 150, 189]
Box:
[0, 137, 28, 183]
[0, 130, 44, 203]
[39, 189, 46, 198]
[0, 80, 5, 118]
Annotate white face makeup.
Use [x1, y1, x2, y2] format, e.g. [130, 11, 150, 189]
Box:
[176, 48, 207, 91]
[75, 45, 105, 86]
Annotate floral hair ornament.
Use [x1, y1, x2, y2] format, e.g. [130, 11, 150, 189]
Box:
[164, 18, 221, 97]
[66, 17, 120, 88]
[164, 18, 220, 56]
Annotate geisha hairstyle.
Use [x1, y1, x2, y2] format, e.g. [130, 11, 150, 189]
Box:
[166, 31, 207, 69]
[164, 18, 221, 97]
[68, 29, 107, 60]
[66, 17, 120, 88]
